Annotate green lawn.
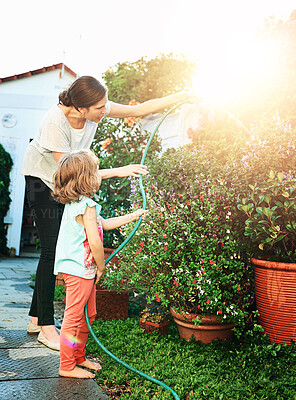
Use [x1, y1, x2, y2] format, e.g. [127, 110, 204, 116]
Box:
[86, 318, 296, 400]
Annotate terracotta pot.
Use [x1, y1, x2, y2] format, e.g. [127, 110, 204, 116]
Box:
[252, 257, 296, 344]
[170, 307, 234, 343]
[95, 288, 129, 321]
[139, 319, 170, 335]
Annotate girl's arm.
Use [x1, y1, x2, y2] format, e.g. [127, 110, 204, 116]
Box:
[83, 206, 105, 284]
[101, 209, 147, 231]
[107, 91, 193, 118]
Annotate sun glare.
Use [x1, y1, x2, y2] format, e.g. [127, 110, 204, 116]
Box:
[182, 2, 294, 106]
[191, 31, 282, 106]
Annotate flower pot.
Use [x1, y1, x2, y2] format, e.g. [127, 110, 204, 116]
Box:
[95, 288, 129, 321]
[170, 307, 234, 343]
[139, 319, 170, 335]
[252, 257, 296, 344]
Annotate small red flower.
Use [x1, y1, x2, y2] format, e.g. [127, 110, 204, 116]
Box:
[237, 286, 241, 291]
[140, 242, 145, 247]
[209, 260, 215, 265]
[200, 195, 204, 201]
[192, 280, 196, 284]
[163, 234, 167, 238]
[164, 220, 168, 224]
[186, 202, 190, 205]
[200, 259, 205, 264]
[173, 280, 179, 287]
[206, 299, 210, 304]
[218, 310, 222, 314]
[164, 246, 168, 251]
[121, 278, 124, 283]
[216, 267, 219, 271]
[198, 305, 201, 309]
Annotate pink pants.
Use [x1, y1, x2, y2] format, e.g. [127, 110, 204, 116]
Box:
[60, 273, 96, 371]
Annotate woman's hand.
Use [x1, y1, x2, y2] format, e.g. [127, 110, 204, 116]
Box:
[117, 164, 148, 178]
[132, 209, 148, 221]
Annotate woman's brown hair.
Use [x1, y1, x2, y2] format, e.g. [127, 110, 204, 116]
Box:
[58, 76, 107, 109]
[52, 150, 101, 204]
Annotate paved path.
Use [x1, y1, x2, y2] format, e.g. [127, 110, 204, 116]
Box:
[0, 257, 109, 400]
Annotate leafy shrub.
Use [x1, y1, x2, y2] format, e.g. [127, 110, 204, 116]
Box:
[0, 144, 13, 255]
[91, 116, 161, 248]
[238, 171, 296, 262]
[54, 285, 66, 301]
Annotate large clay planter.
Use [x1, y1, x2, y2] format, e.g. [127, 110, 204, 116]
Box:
[139, 319, 170, 335]
[252, 257, 296, 344]
[170, 307, 234, 343]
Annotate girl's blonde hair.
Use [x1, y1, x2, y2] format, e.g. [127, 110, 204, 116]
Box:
[52, 150, 101, 204]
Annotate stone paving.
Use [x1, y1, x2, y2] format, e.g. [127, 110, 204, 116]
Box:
[0, 257, 109, 400]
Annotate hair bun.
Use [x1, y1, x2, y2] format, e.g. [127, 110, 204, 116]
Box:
[58, 89, 72, 106]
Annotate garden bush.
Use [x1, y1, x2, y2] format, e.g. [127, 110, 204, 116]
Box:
[91, 116, 161, 248]
[0, 144, 13, 255]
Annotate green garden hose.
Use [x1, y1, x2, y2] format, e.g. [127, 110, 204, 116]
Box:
[85, 102, 187, 400]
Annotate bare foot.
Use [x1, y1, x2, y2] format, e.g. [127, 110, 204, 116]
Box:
[59, 366, 95, 379]
[77, 359, 102, 371]
[41, 325, 60, 343]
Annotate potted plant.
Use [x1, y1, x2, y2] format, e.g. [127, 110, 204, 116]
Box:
[237, 170, 296, 344]
[109, 163, 253, 342]
[139, 306, 170, 335]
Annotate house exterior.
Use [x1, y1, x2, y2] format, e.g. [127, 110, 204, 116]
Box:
[0, 63, 203, 256]
[0, 64, 77, 255]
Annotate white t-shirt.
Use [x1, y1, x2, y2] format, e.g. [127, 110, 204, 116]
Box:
[21, 102, 111, 189]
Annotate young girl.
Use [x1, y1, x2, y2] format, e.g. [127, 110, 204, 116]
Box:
[52, 149, 147, 379]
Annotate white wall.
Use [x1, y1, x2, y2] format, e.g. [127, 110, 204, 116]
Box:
[0, 70, 76, 255]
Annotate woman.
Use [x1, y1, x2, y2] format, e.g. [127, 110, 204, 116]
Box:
[22, 75, 192, 350]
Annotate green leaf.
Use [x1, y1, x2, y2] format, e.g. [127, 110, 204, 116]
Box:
[277, 172, 284, 183]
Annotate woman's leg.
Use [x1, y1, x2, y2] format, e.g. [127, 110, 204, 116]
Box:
[25, 176, 64, 341]
[59, 274, 96, 378]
